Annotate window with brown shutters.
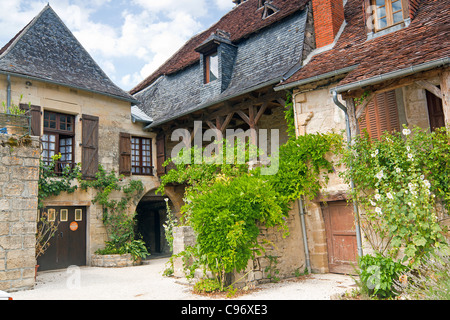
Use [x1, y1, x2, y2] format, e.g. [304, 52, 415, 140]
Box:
[20, 104, 41, 136]
[156, 133, 166, 176]
[358, 90, 400, 140]
[81, 114, 99, 179]
[119, 132, 132, 175]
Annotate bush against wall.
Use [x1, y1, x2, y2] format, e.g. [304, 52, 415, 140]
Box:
[159, 131, 343, 289]
[341, 126, 450, 298]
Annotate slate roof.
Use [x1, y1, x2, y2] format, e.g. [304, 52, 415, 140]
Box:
[279, 0, 450, 91]
[131, 0, 309, 95]
[0, 5, 137, 104]
[133, 0, 310, 128]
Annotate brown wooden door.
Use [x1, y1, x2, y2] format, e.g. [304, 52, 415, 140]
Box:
[322, 201, 358, 274]
[426, 90, 445, 132]
[38, 207, 87, 271]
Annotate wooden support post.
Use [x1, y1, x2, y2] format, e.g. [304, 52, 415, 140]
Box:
[345, 97, 359, 138]
[441, 70, 450, 128]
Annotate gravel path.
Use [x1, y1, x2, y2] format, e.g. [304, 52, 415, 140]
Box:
[11, 257, 357, 300]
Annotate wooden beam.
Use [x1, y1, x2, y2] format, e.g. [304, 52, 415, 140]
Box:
[221, 112, 234, 133]
[441, 69, 450, 128]
[345, 97, 359, 138]
[355, 93, 376, 119]
[254, 102, 268, 125]
[237, 109, 251, 126]
[416, 80, 443, 99]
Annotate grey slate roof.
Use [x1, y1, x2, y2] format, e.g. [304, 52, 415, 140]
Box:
[135, 5, 308, 129]
[0, 5, 137, 104]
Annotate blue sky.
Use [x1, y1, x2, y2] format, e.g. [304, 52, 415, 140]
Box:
[0, 0, 235, 91]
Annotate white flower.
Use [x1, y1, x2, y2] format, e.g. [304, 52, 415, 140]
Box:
[370, 200, 376, 206]
[371, 149, 379, 158]
[375, 170, 384, 180]
[164, 198, 169, 203]
[375, 207, 382, 215]
[374, 194, 381, 201]
[423, 180, 431, 188]
[407, 153, 413, 160]
[406, 146, 411, 152]
[395, 167, 401, 173]
[403, 128, 411, 136]
[386, 192, 394, 200]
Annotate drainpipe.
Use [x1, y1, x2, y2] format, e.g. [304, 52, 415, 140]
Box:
[292, 91, 312, 273]
[332, 90, 363, 258]
[6, 74, 11, 114]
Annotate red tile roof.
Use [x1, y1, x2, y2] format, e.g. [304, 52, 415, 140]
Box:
[130, 0, 309, 95]
[280, 0, 450, 90]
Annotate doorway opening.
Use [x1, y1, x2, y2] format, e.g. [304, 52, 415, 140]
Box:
[135, 192, 172, 258]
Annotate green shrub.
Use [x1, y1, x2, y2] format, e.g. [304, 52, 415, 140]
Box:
[394, 250, 450, 300]
[358, 253, 409, 298]
[193, 278, 222, 294]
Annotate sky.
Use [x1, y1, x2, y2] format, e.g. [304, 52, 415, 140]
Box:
[0, 0, 235, 91]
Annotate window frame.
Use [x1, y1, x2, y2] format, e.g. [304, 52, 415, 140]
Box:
[131, 136, 153, 176]
[204, 50, 219, 84]
[371, 0, 406, 32]
[42, 111, 76, 173]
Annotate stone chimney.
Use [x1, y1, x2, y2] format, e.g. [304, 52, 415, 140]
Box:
[311, 0, 345, 48]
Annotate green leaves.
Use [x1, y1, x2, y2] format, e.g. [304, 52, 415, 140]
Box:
[341, 126, 449, 267]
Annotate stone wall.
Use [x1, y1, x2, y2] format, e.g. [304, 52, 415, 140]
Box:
[0, 134, 40, 292]
[171, 204, 306, 286]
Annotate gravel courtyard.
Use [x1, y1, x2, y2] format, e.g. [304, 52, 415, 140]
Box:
[11, 257, 357, 300]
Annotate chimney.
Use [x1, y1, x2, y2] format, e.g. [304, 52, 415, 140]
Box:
[311, 0, 345, 48]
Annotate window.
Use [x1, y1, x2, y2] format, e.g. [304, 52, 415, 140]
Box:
[371, 0, 404, 31]
[204, 52, 219, 84]
[60, 209, 68, 222]
[358, 90, 401, 140]
[75, 209, 82, 221]
[131, 137, 153, 175]
[42, 111, 75, 173]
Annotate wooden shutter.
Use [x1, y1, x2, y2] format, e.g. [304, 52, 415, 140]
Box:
[81, 114, 99, 179]
[156, 133, 166, 176]
[119, 132, 132, 175]
[20, 104, 41, 136]
[426, 90, 445, 132]
[359, 90, 400, 140]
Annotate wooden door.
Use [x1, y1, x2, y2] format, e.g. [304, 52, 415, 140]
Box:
[322, 201, 358, 274]
[38, 207, 87, 271]
[426, 90, 445, 132]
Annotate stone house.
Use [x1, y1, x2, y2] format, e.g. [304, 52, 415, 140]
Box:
[0, 5, 161, 290]
[275, 0, 450, 274]
[130, 0, 317, 281]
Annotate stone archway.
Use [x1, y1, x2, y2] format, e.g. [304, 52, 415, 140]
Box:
[135, 190, 171, 257]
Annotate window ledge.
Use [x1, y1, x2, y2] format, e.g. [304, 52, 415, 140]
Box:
[366, 18, 411, 41]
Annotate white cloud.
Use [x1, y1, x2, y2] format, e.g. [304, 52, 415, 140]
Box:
[215, 0, 234, 10]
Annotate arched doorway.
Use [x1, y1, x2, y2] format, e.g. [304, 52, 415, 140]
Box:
[135, 191, 172, 257]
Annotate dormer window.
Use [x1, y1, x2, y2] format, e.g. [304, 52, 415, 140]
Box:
[262, 3, 278, 19]
[371, 0, 405, 31]
[204, 51, 219, 84]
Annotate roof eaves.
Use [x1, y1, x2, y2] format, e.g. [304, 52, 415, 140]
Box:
[144, 77, 283, 130]
[333, 57, 450, 94]
[275, 65, 359, 91]
[0, 70, 140, 105]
